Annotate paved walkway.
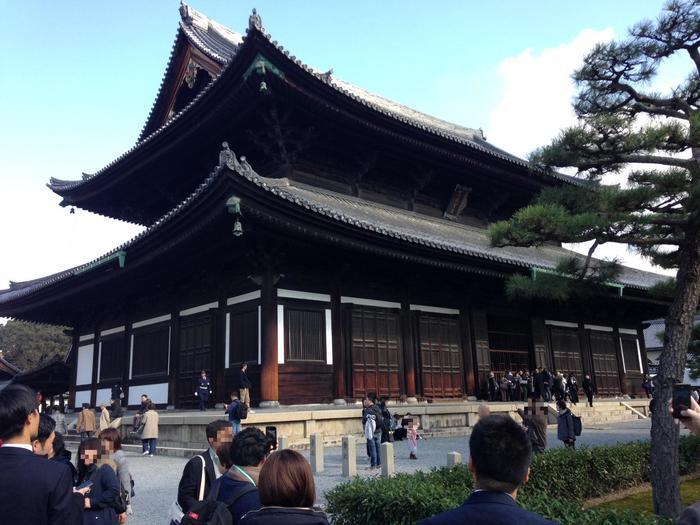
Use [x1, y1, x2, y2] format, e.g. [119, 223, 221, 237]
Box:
[114, 418, 668, 525]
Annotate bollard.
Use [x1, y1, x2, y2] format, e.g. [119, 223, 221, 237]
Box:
[380, 441, 394, 478]
[310, 433, 324, 473]
[342, 435, 356, 477]
[277, 435, 288, 450]
[447, 451, 462, 467]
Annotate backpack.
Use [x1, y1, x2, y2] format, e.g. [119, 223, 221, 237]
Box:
[373, 406, 384, 434]
[235, 402, 248, 421]
[180, 481, 257, 525]
[572, 415, 582, 436]
[364, 416, 376, 440]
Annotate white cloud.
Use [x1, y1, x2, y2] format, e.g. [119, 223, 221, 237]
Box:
[486, 28, 614, 159]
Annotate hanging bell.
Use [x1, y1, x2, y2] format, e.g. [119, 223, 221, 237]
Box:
[233, 218, 243, 237]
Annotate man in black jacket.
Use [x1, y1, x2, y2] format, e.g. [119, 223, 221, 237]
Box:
[582, 374, 596, 407]
[239, 362, 253, 411]
[0, 384, 80, 525]
[177, 420, 233, 513]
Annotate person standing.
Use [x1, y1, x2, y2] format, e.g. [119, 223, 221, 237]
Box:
[407, 418, 419, 460]
[225, 391, 244, 435]
[176, 420, 233, 518]
[542, 368, 552, 402]
[76, 403, 97, 439]
[533, 368, 544, 401]
[77, 438, 121, 525]
[379, 398, 392, 444]
[556, 400, 576, 448]
[109, 398, 124, 429]
[499, 375, 510, 402]
[52, 406, 67, 435]
[140, 401, 159, 457]
[642, 374, 654, 399]
[99, 428, 133, 520]
[51, 432, 78, 485]
[418, 415, 555, 525]
[362, 393, 383, 470]
[111, 384, 125, 408]
[239, 363, 253, 412]
[99, 404, 111, 432]
[0, 385, 81, 525]
[195, 370, 213, 411]
[487, 372, 498, 402]
[567, 373, 579, 405]
[517, 398, 547, 454]
[239, 449, 330, 525]
[582, 374, 596, 408]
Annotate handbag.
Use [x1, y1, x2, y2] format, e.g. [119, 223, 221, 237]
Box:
[169, 455, 206, 525]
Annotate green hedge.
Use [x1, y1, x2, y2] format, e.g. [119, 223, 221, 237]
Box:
[325, 436, 700, 525]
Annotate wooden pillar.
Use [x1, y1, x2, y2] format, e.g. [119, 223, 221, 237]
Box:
[169, 307, 181, 407]
[214, 295, 227, 405]
[400, 297, 416, 398]
[613, 326, 628, 395]
[259, 270, 279, 404]
[90, 327, 100, 407]
[578, 323, 594, 377]
[122, 319, 132, 407]
[471, 309, 491, 399]
[68, 331, 79, 410]
[331, 285, 346, 400]
[638, 325, 650, 375]
[459, 307, 476, 396]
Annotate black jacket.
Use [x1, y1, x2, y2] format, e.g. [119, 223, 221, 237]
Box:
[418, 490, 556, 525]
[177, 450, 217, 513]
[81, 463, 120, 525]
[239, 370, 252, 389]
[240, 507, 330, 525]
[582, 378, 596, 395]
[0, 446, 80, 525]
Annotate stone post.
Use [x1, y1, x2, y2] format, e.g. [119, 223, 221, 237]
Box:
[342, 435, 356, 477]
[381, 442, 394, 477]
[277, 435, 288, 450]
[447, 451, 462, 466]
[310, 433, 324, 473]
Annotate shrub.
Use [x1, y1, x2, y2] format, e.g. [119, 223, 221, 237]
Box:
[325, 436, 700, 525]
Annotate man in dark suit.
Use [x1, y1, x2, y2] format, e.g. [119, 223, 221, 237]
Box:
[177, 419, 234, 513]
[0, 384, 80, 525]
[418, 415, 555, 525]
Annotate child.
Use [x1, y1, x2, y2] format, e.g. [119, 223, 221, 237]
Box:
[225, 391, 243, 434]
[407, 418, 418, 460]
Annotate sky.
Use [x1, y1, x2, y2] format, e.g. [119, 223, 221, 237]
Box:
[0, 0, 685, 314]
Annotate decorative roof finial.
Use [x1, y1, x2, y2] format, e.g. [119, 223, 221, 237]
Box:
[320, 69, 334, 82]
[180, 1, 193, 25]
[249, 8, 264, 32]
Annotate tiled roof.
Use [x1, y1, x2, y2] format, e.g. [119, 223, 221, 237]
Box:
[49, 5, 576, 197]
[6, 147, 668, 311]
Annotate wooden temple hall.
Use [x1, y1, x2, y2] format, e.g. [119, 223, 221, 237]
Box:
[0, 5, 669, 409]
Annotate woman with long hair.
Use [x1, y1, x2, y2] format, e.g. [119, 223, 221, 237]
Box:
[76, 438, 120, 525]
[239, 449, 329, 524]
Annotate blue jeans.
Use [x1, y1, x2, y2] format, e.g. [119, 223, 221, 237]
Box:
[142, 438, 157, 455]
[231, 420, 241, 434]
[367, 436, 381, 467]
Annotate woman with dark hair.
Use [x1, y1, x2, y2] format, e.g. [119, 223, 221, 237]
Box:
[240, 449, 329, 524]
[556, 399, 576, 449]
[99, 428, 133, 517]
[76, 438, 120, 525]
[50, 432, 77, 485]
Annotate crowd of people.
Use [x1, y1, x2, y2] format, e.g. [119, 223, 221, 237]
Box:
[486, 368, 597, 407]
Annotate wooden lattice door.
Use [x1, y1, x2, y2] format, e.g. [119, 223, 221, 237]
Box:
[177, 312, 214, 408]
[417, 314, 463, 398]
[349, 306, 402, 399]
[588, 330, 621, 396]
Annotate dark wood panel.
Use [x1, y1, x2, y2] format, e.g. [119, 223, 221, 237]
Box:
[177, 313, 214, 408]
[488, 350, 530, 374]
[417, 314, 463, 398]
[99, 336, 124, 383]
[471, 310, 491, 397]
[132, 323, 170, 379]
[349, 306, 402, 399]
[279, 362, 333, 404]
[589, 331, 621, 396]
[531, 318, 550, 369]
[549, 327, 583, 376]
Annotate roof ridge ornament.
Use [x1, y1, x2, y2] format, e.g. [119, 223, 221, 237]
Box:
[179, 1, 193, 25]
[249, 8, 264, 32]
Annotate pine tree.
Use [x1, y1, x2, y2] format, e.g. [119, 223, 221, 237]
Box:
[489, 1, 700, 518]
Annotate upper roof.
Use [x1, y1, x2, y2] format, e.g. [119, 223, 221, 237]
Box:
[2, 145, 667, 321]
[47, 4, 575, 222]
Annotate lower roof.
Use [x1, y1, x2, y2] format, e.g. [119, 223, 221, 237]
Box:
[0, 146, 668, 314]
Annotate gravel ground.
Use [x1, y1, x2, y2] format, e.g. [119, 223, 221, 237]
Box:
[116, 418, 663, 525]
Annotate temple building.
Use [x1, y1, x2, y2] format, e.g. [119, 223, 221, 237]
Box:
[0, 5, 668, 409]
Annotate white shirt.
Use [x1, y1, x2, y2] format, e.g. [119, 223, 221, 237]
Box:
[1, 443, 33, 452]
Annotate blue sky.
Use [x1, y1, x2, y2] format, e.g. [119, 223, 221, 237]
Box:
[0, 0, 679, 296]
